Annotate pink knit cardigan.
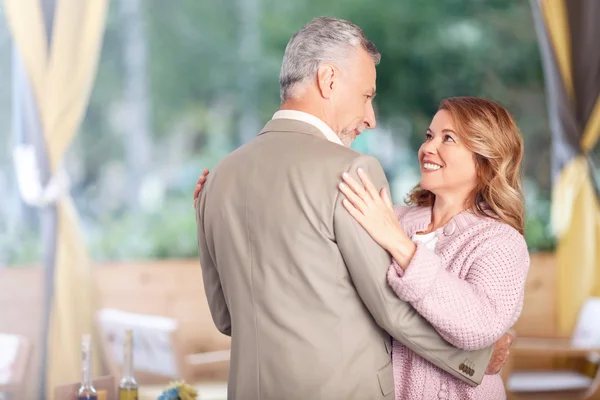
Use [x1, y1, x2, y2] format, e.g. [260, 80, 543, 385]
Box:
[388, 206, 530, 400]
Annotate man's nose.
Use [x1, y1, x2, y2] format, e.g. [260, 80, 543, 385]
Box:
[364, 106, 376, 129]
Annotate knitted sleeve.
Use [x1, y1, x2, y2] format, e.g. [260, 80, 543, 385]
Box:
[386, 224, 530, 351]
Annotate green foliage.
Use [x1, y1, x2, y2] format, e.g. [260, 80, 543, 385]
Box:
[70, 0, 555, 261]
[88, 195, 199, 260]
[523, 191, 556, 252]
[0, 226, 41, 266]
[525, 215, 556, 252]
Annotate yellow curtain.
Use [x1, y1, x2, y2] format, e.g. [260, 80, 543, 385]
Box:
[543, 0, 600, 334]
[541, 0, 573, 99]
[4, 0, 108, 397]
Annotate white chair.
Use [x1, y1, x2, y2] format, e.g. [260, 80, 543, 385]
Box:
[506, 297, 600, 399]
[96, 308, 229, 397]
[97, 308, 183, 381]
[0, 333, 32, 400]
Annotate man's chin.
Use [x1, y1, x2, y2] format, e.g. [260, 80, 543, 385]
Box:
[338, 131, 355, 147]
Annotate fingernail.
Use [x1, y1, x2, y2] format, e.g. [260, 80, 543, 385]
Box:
[339, 182, 345, 189]
[342, 172, 348, 178]
[358, 168, 363, 173]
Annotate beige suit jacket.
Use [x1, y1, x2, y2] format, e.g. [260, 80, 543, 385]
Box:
[196, 118, 493, 400]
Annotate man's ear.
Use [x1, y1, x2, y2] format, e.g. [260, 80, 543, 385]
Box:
[316, 64, 336, 99]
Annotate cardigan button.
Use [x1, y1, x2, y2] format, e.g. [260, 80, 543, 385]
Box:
[443, 221, 456, 236]
[437, 389, 449, 399]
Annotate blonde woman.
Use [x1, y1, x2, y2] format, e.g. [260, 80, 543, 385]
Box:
[338, 96, 529, 399]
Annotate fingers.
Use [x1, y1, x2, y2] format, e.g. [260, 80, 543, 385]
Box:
[193, 181, 204, 199]
[197, 169, 209, 185]
[500, 330, 516, 347]
[485, 330, 515, 375]
[380, 188, 393, 209]
[342, 171, 371, 203]
[193, 169, 210, 208]
[193, 186, 201, 208]
[486, 361, 502, 375]
[339, 181, 366, 213]
[506, 329, 517, 342]
[356, 168, 379, 199]
[486, 353, 505, 375]
[196, 168, 210, 185]
[342, 198, 365, 225]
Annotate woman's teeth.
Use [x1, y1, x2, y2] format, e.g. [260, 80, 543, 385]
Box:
[423, 162, 441, 170]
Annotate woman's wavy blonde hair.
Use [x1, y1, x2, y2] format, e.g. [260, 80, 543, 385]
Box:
[406, 96, 525, 234]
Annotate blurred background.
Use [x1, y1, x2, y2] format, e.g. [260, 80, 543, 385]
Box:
[0, 0, 557, 265]
[0, 0, 599, 399]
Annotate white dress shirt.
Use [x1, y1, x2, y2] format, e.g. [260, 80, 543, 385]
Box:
[272, 110, 344, 146]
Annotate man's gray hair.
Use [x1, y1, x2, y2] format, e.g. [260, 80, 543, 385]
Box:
[279, 17, 380, 102]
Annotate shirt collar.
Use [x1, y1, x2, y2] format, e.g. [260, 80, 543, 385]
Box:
[272, 110, 344, 146]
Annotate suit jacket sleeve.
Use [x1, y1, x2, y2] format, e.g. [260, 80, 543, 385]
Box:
[332, 154, 493, 386]
[196, 186, 232, 336]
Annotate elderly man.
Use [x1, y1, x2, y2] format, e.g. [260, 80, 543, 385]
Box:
[195, 16, 511, 400]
